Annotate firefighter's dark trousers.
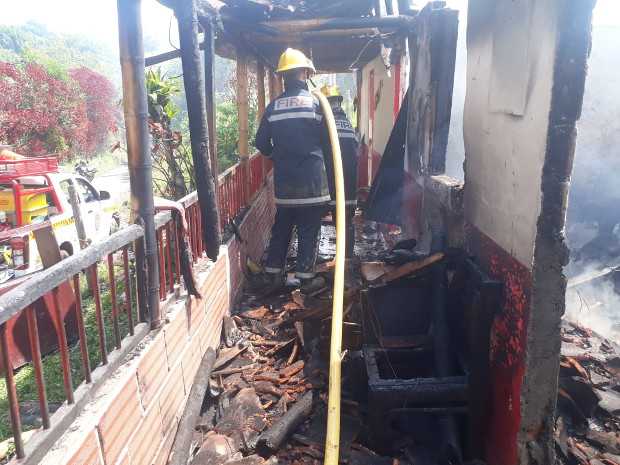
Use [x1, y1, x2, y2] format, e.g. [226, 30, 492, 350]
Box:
[265, 205, 324, 279]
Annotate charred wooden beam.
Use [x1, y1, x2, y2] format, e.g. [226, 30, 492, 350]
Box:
[257, 390, 313, 454]
[268, 71, 277, 102]
[244, 28, 381, 44]
[237, 52, 250, 204]
[257, 62, 266, 120]
[237, 53, 250, 160]
[255, 15, 415, 34]
[176, 0, 222, 260]
[118, 0, 161, 328]
[369, 376, 468, 403]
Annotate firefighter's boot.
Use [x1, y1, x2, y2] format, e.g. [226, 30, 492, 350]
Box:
[300, 275, 326, 295]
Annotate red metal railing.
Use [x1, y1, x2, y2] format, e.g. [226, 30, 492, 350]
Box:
[0, 154, 272, 462]
[216, 153, 271, 231]
[0, 225, 146, 462]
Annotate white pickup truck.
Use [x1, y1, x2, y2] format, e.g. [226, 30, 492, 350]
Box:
[0, 169, 119, 283]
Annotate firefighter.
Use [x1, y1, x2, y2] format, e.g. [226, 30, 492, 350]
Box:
[321, 85, 359, 258]
[254, 48, 331, 294]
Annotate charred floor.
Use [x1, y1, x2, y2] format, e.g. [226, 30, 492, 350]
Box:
[175, 214, 611, 465]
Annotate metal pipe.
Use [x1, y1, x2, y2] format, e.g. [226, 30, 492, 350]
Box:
[90, 264, 108, 365]
[165, 223, 174, 293]
[204, 18, 219, 178]
[122, 247, 135, 335]
[117, 0, 161, 328]
[25, 307, 51, 428]
[51, 287, 74, 404]
[72, 274, 92, 383]
[107, 254, 121, 349]
[1, 325, 24, 458]
[176, 0, 222, 261]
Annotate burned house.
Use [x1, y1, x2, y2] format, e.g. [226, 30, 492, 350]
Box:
[0, 1, 610, 465]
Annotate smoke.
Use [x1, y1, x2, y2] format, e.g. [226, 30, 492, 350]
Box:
[565, 262, 620, 343]
[567, 24, 620, 237]
[562, 23, 620, 343]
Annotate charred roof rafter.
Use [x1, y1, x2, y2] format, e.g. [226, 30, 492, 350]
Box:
[154, 0, 417, 72]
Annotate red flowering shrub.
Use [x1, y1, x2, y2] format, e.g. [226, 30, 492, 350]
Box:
[69, 67, 118, 155]
[0, 62, 117, 159]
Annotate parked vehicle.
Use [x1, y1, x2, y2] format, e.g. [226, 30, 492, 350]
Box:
[0, 156, 117, 283]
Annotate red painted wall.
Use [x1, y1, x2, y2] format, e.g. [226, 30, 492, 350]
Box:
[466, 224, 531, 465]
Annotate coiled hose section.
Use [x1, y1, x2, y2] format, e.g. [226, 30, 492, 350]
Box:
[312, 89, 345, 465]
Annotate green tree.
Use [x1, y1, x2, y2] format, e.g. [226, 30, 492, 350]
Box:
[145, 68, 192, 199]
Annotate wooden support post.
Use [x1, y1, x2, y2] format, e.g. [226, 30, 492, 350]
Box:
[204, 17, 218, 178]
[176, 0, 222, 260]
[268, 70, 277, 102]
[237, 52, 250, 204]
[117, 0, 160, 328]
[257, 63, 267, 182]
[257, 62, 266, 120]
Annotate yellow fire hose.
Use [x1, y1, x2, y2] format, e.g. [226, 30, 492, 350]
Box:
[312, 89, 346, 465]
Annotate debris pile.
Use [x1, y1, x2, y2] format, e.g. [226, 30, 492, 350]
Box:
[175, 219, 619, 465]
[185, 282, 377, 465]
[182, 220, 427, 465]
[556, 321, 620, 465]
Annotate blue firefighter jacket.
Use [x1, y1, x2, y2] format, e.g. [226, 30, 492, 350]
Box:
[323, 102, 359, 206]
[255, 80, 331, 207]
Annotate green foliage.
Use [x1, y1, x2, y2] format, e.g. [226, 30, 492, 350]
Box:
[216, 101, 241, 171]
[146, 68, 180, 123]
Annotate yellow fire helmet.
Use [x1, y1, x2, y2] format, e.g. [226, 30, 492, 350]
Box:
[276, 48, 316, 74]
[320, 84, 341, 99]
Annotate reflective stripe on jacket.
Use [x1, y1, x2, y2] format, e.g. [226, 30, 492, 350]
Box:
[255, 80, 330, 207]
[323, 104, 359, 206]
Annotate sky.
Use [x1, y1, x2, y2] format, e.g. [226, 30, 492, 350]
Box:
[1, 0, 177, 53]
[2, 0, 619, 52]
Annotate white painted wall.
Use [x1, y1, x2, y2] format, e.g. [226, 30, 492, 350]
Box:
[358, 54, 399, 155]
[464, 0, 560, 269]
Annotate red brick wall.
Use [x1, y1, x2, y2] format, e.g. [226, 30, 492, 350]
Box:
[228, 176, 275, 303]
[39, 178, 275, 465]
